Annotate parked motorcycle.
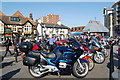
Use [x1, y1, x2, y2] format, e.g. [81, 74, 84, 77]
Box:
[80, 44, 95, 71]
[99, 40, 109, 57]
[19, 38, 89, 78]
[80, 51, 95, 71]
[89, 40, 105, 64]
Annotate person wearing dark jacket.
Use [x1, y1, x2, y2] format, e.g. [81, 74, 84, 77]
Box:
[13, 35, 19, 63]
[4, 37, 12, 57]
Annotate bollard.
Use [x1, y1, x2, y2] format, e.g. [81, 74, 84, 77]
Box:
[109, 44, 114, 80]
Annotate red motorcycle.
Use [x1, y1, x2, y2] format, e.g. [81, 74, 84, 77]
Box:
[80, 44, 95, 71]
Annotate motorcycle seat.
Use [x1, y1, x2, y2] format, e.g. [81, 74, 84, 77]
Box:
[41, 51, 56, 59]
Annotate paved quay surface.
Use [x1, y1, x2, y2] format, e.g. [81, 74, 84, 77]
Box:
[0, 45, 119, 79]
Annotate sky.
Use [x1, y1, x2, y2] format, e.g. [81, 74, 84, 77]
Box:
[1, 2, 114, 27]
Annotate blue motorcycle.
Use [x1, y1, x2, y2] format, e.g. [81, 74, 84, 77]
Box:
[19, 38, 89, 78]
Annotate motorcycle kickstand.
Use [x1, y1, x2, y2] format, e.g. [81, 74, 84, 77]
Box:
[57, 72, 61, 79]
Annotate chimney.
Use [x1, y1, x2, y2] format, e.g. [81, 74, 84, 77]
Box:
[30, 13, 33, 20]
[57, 20, 61, 25]
[36, 19, 38, 22]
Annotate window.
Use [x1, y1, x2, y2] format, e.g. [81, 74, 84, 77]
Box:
[28, 28, 31, 31]
[0, 24, 4, 27]
[13, 26, 17, 31]
[75, 28, 76, 31]
[27, 28, 28, 31]
[15, 28, 16, 31]
[10, 17, 20, 22]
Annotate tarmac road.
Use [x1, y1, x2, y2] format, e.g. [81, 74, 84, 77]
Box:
[0, 46, 119, 79]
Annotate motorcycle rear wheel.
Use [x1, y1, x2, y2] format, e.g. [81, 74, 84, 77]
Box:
[28, 65, 46, 78]
[103, 49, 109, 58]
[72, 61, 88, 78]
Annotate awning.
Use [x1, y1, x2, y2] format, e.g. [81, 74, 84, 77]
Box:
[71, 32, 83, 35]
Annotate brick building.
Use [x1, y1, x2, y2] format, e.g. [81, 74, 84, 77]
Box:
[42, 14, 60, 24]
[70, 26, 85, 35]
[38, 14, 70, 37]
[71, 26, 85, 32]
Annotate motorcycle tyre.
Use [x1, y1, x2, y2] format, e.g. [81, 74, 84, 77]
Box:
[94, 53, 105, 64]
[72, 61, 89, 78]
[88, 58, 95, 71]
[28, 65, 47, 78]
[103, 49, 109, 58]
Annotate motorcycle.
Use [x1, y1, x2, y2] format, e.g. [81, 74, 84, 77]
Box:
[88, 40, 105, 64]
[99, 40, 109, 57]
[19, 38, 89, 78]
[80, 44, 95, 71]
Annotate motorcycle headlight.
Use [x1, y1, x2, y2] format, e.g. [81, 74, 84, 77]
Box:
[80, 46, 84, 50]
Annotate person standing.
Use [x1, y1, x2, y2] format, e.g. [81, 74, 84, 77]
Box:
[13, 37, 19, 63]
[48, 36, 56, 52]
[12, 33, 20, 63]
[3, 37, 12, 58]
[20, 36, 25, 44]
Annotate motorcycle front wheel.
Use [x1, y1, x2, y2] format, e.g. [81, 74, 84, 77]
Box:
[94, 53, 105, 64]
[28, 65, 46, 78]
[88, 58, 95, 71]
[72, 61, 88, 78]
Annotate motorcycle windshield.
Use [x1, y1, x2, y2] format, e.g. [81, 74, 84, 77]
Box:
[69, 38, 81, 48]
[90, 40, 100, 48]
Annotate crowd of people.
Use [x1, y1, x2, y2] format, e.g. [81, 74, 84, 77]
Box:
[1, 34, 64, 62]
[1, 33, 25, 62]
[1, 33, 120, 65]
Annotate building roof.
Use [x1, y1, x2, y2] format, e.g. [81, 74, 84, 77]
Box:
[12, 11, 25, 18]
[104, 7, 113, 10]
[0, 11, 6, 16]
[0, 11, 36, 26]
[71, 26, 85, 28]
[41, 23, 69, 29]
[83, 20, 109, 33]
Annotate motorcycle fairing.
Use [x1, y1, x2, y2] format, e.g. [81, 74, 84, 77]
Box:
[79, 58, 88, 63]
